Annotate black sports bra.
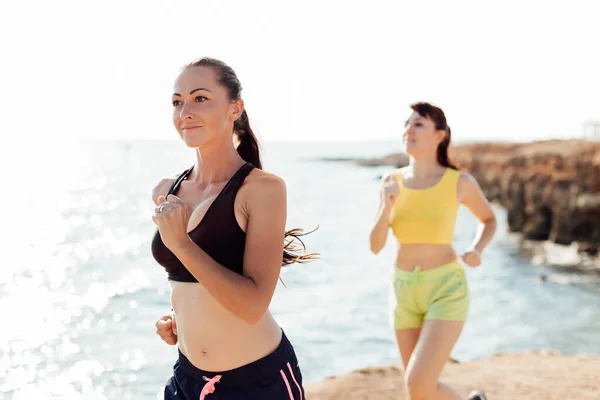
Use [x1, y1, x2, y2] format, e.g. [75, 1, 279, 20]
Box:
[151, 163, 254, 281]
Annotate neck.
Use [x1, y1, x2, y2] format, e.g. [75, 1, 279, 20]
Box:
[191, 137, 246, 184]
[409, 151, 443, 178]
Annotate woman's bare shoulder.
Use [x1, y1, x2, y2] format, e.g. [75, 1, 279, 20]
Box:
[458, 170, 478, 186]
[241, 168, 286, 201]
[246, 168, 285, 188]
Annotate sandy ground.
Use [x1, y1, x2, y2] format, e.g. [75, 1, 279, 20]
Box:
[305, 352, 599, 399]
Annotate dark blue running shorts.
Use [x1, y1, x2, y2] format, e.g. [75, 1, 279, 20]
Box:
[163, 331, 304, 399]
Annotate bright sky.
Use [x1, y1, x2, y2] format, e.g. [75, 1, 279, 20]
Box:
[1, 0, 599, 143]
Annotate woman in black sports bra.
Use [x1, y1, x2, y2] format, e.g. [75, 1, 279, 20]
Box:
[151, 58, 316, 400]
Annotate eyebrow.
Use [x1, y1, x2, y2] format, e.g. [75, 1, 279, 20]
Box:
[405, 117, 424, 126]
[173, 88, 212, 97]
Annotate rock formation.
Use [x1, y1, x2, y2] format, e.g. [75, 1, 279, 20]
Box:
[450, 140, 600, 255]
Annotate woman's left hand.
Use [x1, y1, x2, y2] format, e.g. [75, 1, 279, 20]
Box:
[460, 248, 482, 267]
[153, 194, 191, 251]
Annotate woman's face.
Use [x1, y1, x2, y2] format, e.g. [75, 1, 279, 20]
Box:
[403, 111, 444, 157]
[172, 66, 243, 148]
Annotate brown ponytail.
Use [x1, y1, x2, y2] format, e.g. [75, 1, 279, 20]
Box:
[233, 109, 262, 169]
[436, 125, 458, 169]
[410, 102, 458, 170]
[185, 57, 318, 266]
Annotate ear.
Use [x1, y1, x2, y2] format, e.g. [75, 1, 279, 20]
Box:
[230, 98, 245, 122]
[434, 128, 447, 145]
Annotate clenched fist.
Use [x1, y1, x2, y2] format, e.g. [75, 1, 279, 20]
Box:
[155, 312, 178, 346]
[381, 174, 400, 209]
[461, 248, 482, 267]
[153, 194, 191, 251]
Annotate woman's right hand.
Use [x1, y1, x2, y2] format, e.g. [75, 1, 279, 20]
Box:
[155, 312, 178, 345]
[381, 174, 399, 209]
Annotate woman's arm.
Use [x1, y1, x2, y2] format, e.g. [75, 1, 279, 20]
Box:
[459, 172, 497, 256]
[167, 173, 287, 325]
[369, 174, 398, 254]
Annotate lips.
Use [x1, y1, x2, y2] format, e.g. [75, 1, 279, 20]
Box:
[181, 125, 202, 131]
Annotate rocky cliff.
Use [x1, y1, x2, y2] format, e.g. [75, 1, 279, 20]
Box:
[450, 140, 600, 256]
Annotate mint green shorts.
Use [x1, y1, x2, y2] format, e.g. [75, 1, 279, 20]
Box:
[389, 260, 469, 329]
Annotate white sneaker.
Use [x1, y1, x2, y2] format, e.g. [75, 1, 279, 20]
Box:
[467, 390, 487, 400]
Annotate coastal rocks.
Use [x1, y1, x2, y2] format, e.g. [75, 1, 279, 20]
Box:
[449, 140, 600, 255]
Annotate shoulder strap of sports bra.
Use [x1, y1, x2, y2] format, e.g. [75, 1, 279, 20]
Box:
[436, 167, 461, 191]
[443, 167, 461, 182]
[220, 163, 255, 196]
[167, 163, 254, 198]
[166, 165, 194, 196]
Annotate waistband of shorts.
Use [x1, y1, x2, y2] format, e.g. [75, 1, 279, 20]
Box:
[175, 329, 297, 387]
[393, 259, 463, 281]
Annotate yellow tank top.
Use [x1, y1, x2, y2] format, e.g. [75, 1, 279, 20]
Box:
[389, 167, 460, 244]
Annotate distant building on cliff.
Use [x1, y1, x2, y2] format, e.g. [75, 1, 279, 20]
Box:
[583, 120, 600, 140]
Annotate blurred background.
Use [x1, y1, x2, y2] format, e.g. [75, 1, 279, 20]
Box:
[1, 1, 599, 399]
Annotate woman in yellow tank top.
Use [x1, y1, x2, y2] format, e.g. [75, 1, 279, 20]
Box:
[369, 103, 497, 400]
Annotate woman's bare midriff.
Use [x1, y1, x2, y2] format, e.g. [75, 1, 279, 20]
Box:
[394, 243, 459, 271]
[171, 281, 283, 372]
